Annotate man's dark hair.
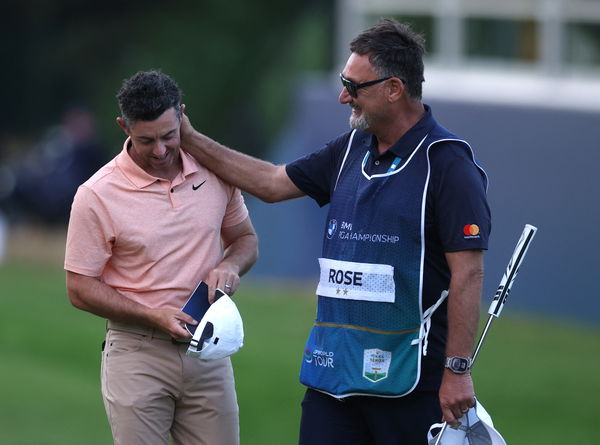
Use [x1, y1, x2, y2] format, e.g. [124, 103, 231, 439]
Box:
[350, 19, 425, 100]
[117, 70, 182, 127]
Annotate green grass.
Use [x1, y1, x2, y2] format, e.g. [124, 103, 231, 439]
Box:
[1, 260, 598, 444]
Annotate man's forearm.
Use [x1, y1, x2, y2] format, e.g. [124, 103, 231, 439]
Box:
[67, 272, 156, 325]
[183, 128, 276, 198]
[445, 250, 483, 357]
[66, 271, 194, 338]
[204, 217, 259, 298]
[222, 232, 259, 278]
[181, 114, 303, 202]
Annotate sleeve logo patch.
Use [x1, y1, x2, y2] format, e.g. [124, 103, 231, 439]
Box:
[463, 224, 480, 238]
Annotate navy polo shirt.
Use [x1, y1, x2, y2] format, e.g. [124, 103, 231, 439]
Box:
[285, 105, 491, 391]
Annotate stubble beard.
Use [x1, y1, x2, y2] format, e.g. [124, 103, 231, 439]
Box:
[349, 107, 371, 131]
[348, 114, 370, 131]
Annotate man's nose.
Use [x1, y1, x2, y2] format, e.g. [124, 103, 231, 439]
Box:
[339, 87, 352, 104]
[152, 142, 167, 157]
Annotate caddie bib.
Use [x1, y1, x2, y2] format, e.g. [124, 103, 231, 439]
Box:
[300, 127, 474, 398]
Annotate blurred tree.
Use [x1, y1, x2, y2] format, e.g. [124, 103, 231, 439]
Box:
[1, 0, 334, 157]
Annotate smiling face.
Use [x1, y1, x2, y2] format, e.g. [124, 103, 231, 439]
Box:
[339, 53, 390, 133]
[118, 106, 182, 180]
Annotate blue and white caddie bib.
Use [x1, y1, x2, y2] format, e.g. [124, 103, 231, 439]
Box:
[300, 127, 482, 398]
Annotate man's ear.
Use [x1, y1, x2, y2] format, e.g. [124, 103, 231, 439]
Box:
[116, 117, 129, 134]
[388, 78, 405, 103]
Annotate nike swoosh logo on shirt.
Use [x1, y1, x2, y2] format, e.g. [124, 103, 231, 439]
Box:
[192, 180, 206, 191]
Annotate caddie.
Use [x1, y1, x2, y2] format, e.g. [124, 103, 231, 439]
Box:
[180, 18, 491, 445]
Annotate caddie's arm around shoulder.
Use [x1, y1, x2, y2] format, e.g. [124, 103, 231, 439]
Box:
[444, 356, 473, 374]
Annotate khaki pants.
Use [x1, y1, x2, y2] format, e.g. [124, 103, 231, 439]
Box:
[101, 322, 239, 445]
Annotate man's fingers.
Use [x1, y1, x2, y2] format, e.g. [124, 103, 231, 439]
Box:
[443, 399, 475, 426]
[442, 407, 458, 425]
[161, 318, 192, 340]
[176, 311, 197, 326]
[206, 272, 239, 300]
[222, 279, 238, 295]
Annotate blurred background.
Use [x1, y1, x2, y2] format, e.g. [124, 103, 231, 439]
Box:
[1, 0, 599, 443]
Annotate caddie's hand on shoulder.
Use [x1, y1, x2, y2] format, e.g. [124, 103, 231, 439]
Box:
[179, 106, 195, 143]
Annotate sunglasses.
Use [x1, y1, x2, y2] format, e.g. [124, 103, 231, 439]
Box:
[339, 73, 392, 98]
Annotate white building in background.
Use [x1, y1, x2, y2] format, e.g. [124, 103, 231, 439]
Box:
[335, 0, 600, 112]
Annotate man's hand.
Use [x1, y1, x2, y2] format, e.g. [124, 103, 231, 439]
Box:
[438, 370, 475, 425]
[148, 307, 197, 340]
[205, 262, 241, 302]
[179, 106, 195, 143]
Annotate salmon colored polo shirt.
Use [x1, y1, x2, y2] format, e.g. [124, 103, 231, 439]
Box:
[64, 138, 249, 310]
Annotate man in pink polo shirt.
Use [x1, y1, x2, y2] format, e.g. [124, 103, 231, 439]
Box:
[64, 70, 258, 445]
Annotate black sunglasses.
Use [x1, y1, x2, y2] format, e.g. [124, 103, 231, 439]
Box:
[340, 73, 392, 98]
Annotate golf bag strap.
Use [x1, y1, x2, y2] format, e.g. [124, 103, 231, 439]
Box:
[411, 290, 448, 356]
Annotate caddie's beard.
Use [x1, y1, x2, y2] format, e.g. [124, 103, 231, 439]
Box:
[349, 108, 371, 131]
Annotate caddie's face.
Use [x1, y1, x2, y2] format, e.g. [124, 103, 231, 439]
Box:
[339, 53, 388, 132]
[118, 107, 182, 179]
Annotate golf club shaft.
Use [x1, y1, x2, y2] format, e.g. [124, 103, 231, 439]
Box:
[471, 316, 495, 365]
[433, 224, 537, 445]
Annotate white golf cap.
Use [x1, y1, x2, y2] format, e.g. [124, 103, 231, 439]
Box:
[186, 291, 244, 360]
[428, 399, 507, 445]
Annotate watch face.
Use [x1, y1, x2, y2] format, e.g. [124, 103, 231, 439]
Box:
[450, 357, 469, 372]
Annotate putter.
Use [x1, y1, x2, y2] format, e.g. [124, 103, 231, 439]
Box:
[433, 224, 538, 445]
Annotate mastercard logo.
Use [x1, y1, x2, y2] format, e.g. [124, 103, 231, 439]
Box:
[463, 224, 480, 236]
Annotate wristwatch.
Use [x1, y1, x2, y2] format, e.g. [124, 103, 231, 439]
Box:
[445, 356, 472, 374]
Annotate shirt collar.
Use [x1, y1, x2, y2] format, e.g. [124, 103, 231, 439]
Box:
[367, 104, 436, 159]
[116, 137, 200, 188]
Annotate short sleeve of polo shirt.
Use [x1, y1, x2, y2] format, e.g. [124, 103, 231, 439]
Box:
[65, 185, 115, 277]
[221, 187, 248, 228]
[429, 141, 491, 252]
[285, 132, 352, 207]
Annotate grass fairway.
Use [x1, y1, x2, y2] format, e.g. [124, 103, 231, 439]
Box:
[1, 260, 597, 444]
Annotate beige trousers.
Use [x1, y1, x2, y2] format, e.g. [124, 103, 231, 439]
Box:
[101, 323, 239, 445]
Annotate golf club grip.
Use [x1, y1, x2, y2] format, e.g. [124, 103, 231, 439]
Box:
[487, 224, 537, 318]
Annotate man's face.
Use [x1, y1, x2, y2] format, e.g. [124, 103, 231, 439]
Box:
[339, 53, 388, 132]
[118, 107, 182, 178]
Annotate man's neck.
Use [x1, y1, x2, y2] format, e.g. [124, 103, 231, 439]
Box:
[375, 102, 425, 155]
